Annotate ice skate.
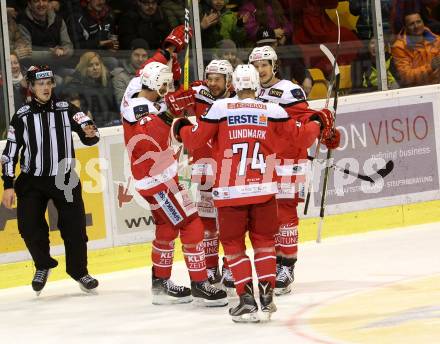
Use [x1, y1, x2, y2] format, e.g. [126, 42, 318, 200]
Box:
[191, 280, 228, 307]
[77, 274, 99, 294]
[221, 259, 236, 297]
[229, 283, 259, 323]
[258, 281, 277, 321]
[32, 269, 51, 296]
[275, 265, 294, 296]
[207, 266, 221, 285]
[152, 275, 192, 305]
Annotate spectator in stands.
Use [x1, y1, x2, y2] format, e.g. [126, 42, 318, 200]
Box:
[161, 0, 185, 28]
[67, 0, 119, 51]
[10, 53, 29, 109]
[213, 39, 244, 68]
[392, 0, 440, 35]
[351, 37, 399, 93]
[239, 0, 292, 45]
[112, 38, 149, 104]
[7, 4, 32, 59]
[118, 0, 172, 50]
[199, 0, 247, 49]
[18, 0, 74, 63]
[280, 0, 362, 78]
[63, 51, 119, 127]
[255, 27, 313, 95]
[392, 11, 440, 86]
[349, 0, 393, 41]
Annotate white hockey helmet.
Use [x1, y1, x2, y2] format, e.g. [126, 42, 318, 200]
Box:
[204, 59, 233, 82]
[232, 64, 260, 91]
[248, 45, 278, 64]
[140, 62, 173, 97]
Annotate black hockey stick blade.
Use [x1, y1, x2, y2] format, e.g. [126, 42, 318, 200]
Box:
[374, 160, 394, 181]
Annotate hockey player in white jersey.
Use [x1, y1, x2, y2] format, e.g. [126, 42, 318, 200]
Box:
[121, 61, 227, 307]
[249, 46, 341, 295]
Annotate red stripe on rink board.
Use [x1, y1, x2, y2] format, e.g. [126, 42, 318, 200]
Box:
[285, 274, 434, 344]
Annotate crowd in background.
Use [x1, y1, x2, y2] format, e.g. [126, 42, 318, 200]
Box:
[3, 0, 440, 130]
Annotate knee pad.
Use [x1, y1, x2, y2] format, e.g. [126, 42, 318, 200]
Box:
[155, 222, 179, 242]
[249, 231, 275, 250]
[179, 216, 204, 245]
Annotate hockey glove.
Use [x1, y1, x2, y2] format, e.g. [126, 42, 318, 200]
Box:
[322, 128, 341, 150]
[172, 117, 192, 142]
[309, 108, 335, 140]
[190, 80, 207, 88]
[164, 25, 193, 53]
[165, 87, 196, 117]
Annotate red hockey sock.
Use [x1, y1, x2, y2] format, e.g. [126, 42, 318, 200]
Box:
[152, 240, 174, 279]
[254, 251, 277, 288]
[275, 224, 298, 257]
[183, 243, 208, 282]
[228, 255, 253, 295]
[203, 237, 219, 268]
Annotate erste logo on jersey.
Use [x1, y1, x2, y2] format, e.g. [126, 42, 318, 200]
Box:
[268, 88, 283, 98]
[227, 114, 268, 127]
[133, 104, 149, 120]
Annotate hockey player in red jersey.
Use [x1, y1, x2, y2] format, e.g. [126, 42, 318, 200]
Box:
[172, 64, 336, 322]
[122, 25, 191, 104]
[249, 45, 341, 295]
[189, 60, 236, 288]
[121, 61, 227, 307]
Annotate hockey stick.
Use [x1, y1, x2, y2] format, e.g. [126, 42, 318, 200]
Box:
[183, 0, 192, 91]
[307, 155, 395, 184]
[303, 30, 341, 216]
[316, 11, 341, 243]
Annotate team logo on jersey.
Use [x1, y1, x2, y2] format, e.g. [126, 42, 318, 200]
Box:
[199, 88, 215, 100]
[268, 88, 283, 98]
[227, 114, 268, 126]
[133, 104, 149, 120]
[291, 88, 305, 100]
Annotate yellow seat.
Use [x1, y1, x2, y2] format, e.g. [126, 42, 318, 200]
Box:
[326, 1, 359, 31]
[308, 68, 328, 100]
[338, 64, 352, 90]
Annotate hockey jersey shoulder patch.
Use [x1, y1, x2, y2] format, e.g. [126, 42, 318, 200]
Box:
[133, 104, 150, 120]
[16, 105, 31, 116]
[56, 101, 69, 109]
[291, 88, 305, 101]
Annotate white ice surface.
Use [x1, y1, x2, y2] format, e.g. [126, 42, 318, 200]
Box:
[0, 222, 439, 344]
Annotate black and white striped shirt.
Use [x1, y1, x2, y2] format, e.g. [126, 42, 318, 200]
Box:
[1, 97, 99, 189]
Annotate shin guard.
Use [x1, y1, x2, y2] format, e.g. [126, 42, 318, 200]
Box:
[227, 255, 253, 296]
[183, 243, 208, 282]
[152, 240, 174, 279]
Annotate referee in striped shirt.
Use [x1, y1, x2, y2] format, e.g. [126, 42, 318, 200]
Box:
[1, 65, 100, 295]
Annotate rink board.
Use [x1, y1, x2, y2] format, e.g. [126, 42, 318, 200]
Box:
[1, 84, 440, 288]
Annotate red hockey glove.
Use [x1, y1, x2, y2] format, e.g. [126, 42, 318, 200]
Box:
[321, 128, 341, 150]
[310, 108, 335, 139]
[165, 87, 196, 117]
[190, 80, 207, 88]
[164, 25, 193, 53]
[172, 117, 192, 142]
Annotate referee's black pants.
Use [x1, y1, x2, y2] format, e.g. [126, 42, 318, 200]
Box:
[14, 172, 89, 280]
